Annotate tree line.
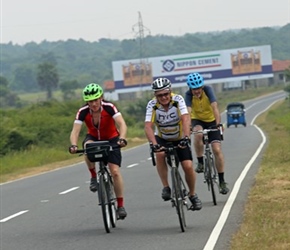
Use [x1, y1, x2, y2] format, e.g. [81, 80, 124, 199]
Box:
[0, 24, 289, 107]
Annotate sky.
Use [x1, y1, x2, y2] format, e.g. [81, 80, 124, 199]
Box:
[1, 0, 289, 45]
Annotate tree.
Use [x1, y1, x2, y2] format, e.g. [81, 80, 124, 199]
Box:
[11, 65, 38, 92]
[0, 76, 21, 107]
[37, 62, 59, 100]
[0, 76, 9, 97]
[59, 80, 79, 100]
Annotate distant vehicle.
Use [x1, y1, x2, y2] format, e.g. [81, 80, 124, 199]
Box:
[226, 102, 246, 128]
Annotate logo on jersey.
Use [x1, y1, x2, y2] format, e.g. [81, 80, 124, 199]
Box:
[157, 113, 177, 121]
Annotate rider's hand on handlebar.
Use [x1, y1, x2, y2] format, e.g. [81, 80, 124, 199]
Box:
[178, 136, 190, 148]
[217, 123, 224, 132]
[69, 145, 78, 154]
[117, 138, 128, 148]
[152, 144, 162, 152]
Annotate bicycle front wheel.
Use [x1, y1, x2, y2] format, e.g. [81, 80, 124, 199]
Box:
[106, 176, 117, 227]
[98, 174, 111, 233]
[171, 168, 186, 232]
[206, 153, 217, 206]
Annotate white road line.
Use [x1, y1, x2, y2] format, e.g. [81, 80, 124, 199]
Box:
[59, 187, 79, 195]
[203, 98, 284, 250]
[0, 210, 29, 223]
[204, 125, 266, 250]
[250, 99, 284, 125]
[127, 163, 139, 168]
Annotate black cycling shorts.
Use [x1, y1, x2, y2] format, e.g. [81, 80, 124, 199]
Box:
[155, 136, 193, 162]
[191, 119, 221, 143]
[83, 134, 122, 166]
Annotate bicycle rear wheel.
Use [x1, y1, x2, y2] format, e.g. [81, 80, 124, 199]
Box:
[98, 174, 111, 233]
[106, 176, 117, 227]
[172, 168, 186, 232]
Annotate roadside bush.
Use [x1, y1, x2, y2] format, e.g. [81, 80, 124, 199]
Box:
[0, 126, 34, 155]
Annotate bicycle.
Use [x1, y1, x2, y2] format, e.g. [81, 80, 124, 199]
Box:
[192, 127, 223, 206]
[76, 141, 118, 233]
[150, 142, 191, 233]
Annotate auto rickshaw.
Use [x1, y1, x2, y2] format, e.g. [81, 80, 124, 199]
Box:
[226, 102, 246, 128]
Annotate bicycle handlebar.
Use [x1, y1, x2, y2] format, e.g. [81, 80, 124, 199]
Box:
[192, 127, 223, 140]
[192, 128, 219, 134]
[149, 142, 182, 166]
[75, 145, 120, 154]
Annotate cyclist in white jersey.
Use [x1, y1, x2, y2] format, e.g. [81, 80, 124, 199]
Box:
[144, 78, 202, 211]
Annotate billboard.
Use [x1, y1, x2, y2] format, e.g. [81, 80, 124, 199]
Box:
[112, 45, 273, 93]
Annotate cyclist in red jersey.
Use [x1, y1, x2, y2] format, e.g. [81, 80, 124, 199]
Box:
[69, 83, 128, 219]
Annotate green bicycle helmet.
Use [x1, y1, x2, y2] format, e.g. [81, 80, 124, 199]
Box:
[82, 83, 103, 102]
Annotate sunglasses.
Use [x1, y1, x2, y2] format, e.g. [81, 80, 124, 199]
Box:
[156, 92, 170, 98]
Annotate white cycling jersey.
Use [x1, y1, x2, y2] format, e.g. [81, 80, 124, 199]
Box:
[145, 93, 188, 141]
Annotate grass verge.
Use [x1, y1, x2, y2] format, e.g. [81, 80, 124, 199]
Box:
[230, 99, 290, 250]
[0, 138, 148, 183]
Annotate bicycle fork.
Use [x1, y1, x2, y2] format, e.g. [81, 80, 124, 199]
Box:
[168, 154, 189, 210]
[170, 176, 190, 210]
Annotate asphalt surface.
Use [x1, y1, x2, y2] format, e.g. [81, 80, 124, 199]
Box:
[0, 91, 286, 250]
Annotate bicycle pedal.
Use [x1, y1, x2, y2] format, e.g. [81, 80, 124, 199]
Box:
[171, 200, 175, 207]
[182, 189, 188, 197]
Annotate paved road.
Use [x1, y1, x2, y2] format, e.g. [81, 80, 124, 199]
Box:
[0, 91, 286, 250]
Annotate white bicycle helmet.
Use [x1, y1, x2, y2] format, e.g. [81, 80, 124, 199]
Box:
[152, 78, 171, 92]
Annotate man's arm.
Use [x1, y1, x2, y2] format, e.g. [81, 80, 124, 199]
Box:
[70, 122, 82, 146]
[69, 122, 82, 153]
[114, 114, 127, 139]
[211, 101, 221, 125]
[181, 113, 191, 138]
[144, 121, 157, 145]
[187, 106, 192, 116]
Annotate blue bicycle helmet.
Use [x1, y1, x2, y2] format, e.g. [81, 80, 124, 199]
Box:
[187, 73, 204, 89]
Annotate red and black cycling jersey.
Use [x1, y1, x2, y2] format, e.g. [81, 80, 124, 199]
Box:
[74, 100, 121, 140]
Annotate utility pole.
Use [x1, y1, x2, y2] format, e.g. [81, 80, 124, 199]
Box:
[132, 11, 151, 97]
